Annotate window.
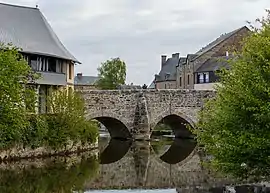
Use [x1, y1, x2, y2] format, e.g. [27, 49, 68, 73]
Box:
[179, 77, 182, 87]
[29, 55, 38, 71]
[69, 63, 72, 79]
[197, 72, 210, 83]
[199, 73, 204, 83]
[187, 74, 190, 85]
[204, 72, 209, 83]
[165, 74, 169, 80]
[48, 58, 57, 72]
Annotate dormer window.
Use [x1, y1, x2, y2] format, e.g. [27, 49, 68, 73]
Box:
[165, 74, 170, 80]
[198, 72, 210, 83]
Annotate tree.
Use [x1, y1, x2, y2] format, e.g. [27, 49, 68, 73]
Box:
[96, 57, 126, 89]
[194, 11, 270, 181]
[0, 44, 37, 149]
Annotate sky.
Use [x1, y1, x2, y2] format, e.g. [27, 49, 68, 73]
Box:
[1, 0, 270, 85]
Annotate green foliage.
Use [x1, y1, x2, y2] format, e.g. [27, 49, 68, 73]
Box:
[96, 57, 126, 89]
[194, 11, 270, 180]
[0, 44, 37, 149]
[0, 155, 99, 193]
[0, 43, 98, 152]
[154, 123, 172, 131]
[46, 89, 99, 149]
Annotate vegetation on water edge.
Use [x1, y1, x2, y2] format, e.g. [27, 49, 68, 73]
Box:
[194, 11, 270, 181]
[25, 89, 99, 150]
[0, 154, 99, 193]
[0, 44, 98, 151]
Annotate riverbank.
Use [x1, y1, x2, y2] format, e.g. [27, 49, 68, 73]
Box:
[0, 139, 98, 162]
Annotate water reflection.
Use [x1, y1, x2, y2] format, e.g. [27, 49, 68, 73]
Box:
[84, 137, 211, 190]
[1, 136, 269, 192]
[152, 138, 197, 164]
[0, 152, 99, 193]
[176, 185, 270, 193]
[100, 138, 132, 164]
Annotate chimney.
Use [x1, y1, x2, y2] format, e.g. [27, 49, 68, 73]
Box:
[77, 73, 83, 79]
[161, 55, 167, 67]
[172, 53, 180, 59]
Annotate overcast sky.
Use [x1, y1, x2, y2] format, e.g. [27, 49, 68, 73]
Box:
[2, 0, 270, 85]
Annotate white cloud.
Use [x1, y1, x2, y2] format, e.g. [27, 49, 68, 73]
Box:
[1, 0, 270, 85]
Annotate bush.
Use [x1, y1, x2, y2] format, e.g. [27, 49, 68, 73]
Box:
[45, 89, 98, 149]
[194, 11, 270, 180]
[0, 44, 37, 150]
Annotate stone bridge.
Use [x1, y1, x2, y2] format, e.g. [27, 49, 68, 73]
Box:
[80, 89, 215, 140]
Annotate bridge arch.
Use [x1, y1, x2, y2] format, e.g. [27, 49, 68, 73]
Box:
[151, 110, 196, 132]
[151, 112, 197, 164]
[151, 112, 195, 138]
[86, 112, 131, 139]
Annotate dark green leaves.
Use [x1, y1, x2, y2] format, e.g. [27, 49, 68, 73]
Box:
[195, 11, 270, 180]
[96, 57, 126, 90]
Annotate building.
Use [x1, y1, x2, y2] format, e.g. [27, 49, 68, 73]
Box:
[0, 3, 79, 113]
[193, 56, 231, 90]
[154, 53, 180, 89]
[177, 26, 250, 90]
[118, 84, 142, 90]
[74, 73, 99, 91]
[152, 26, 250, 90]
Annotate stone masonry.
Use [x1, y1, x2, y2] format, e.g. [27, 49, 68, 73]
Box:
[80, 89, 215, 140]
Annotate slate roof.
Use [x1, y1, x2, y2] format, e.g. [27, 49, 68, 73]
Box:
[118, 84, 142, 90]
[0, 3, 79, 63]
[74, 75, 99, 85]
[155, 56, 180, 82]
[196, 56, 231, 72]
[193, 26, 248, 61]
[148, 81, 156, 89]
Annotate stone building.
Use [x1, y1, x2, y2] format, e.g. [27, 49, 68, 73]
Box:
[154, 53, 181, 89]
[151, 26, 250, 90]
[177, 26, 250, 90]
[0, 3, 79, 113]
[74, 73, 99, 91]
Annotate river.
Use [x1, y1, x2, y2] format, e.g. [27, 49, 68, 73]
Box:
[0, 134, 269, 192]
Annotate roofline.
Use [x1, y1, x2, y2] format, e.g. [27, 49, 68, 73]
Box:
[192, 26, 249, 61]
[0, 2, 38, 10]
[74, 84, 96, 86]
[155, 79, 176, 83]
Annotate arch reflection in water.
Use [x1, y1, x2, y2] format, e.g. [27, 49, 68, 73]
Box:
[93, 117, 131, 139]
[99, 138, 133, 164]
[159, 138, 197, 164]
[151, 114, 197, 164]
[100, 137, 196, 165]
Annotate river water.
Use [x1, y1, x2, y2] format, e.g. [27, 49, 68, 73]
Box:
[0, 134, 269, 192]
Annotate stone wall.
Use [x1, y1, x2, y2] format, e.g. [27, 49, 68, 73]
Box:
[80, 89, 215, 140]
[0, 140, 98, 162]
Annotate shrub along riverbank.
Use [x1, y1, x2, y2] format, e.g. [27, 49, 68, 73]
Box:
[0, 44, 98, 160]
[0, 89, 99, 160]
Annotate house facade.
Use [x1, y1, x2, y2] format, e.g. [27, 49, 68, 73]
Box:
[177, 26, 250, 90]
[0, 3, 79, 113]
[152, 26, 250, 90]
